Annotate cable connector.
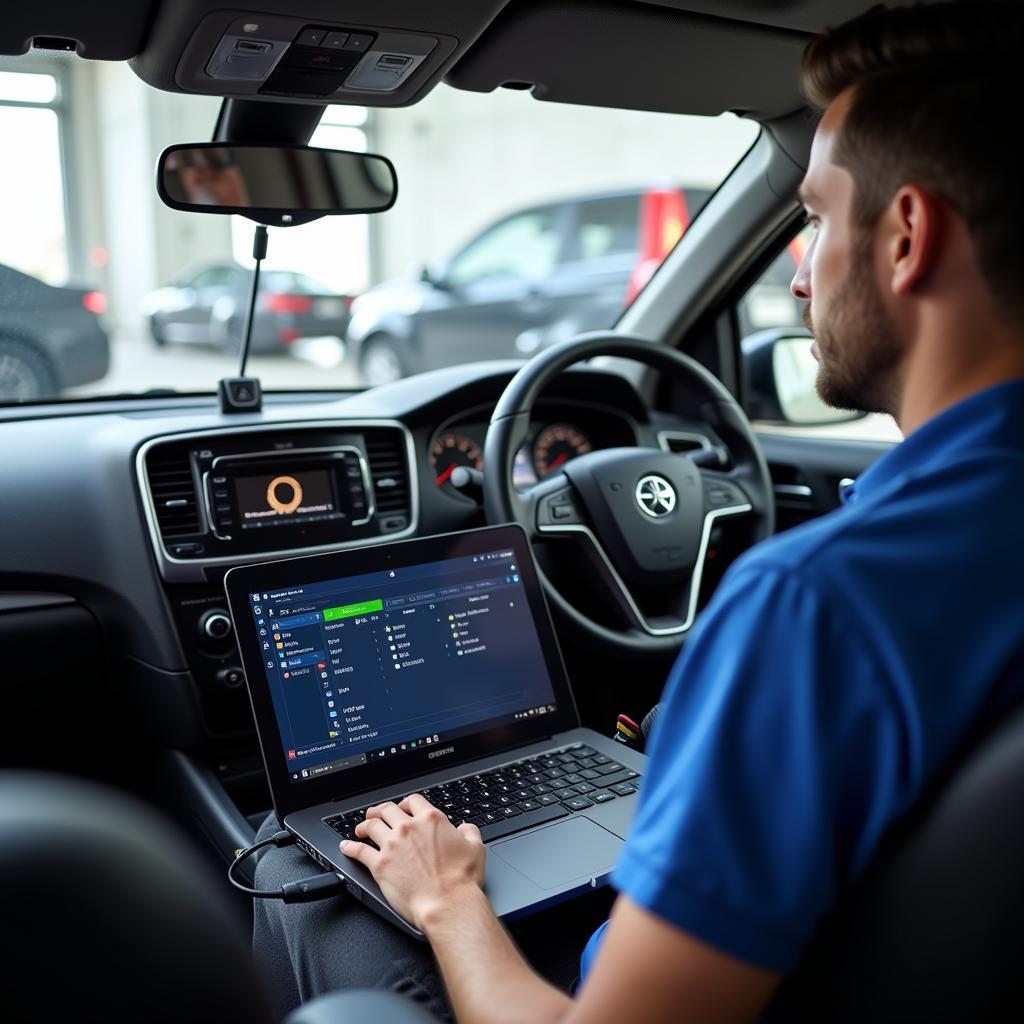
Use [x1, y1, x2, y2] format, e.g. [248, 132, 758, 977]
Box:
[228, 829, 346, 904]
[281, 872, 347, 903]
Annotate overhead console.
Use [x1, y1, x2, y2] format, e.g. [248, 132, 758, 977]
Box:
[139, 422, 417, 583]
[130, 1, 509, 107]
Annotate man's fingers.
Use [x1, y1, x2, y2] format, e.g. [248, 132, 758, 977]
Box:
[365, 801, 409, 828]
[340, 838, 379, 868]
[398, 792, 435, 816]
[456, 821, 484, 846]
[355, 817, 392, 845]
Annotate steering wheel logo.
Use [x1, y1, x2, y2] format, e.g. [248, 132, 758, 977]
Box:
[635, 475, 676, 517]
[266, 475, 304, 514]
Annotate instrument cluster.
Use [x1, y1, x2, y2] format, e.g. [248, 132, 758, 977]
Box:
[429, 405, 636, 495]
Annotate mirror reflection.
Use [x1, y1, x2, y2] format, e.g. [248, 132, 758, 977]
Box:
[159, 144, 397, 217]
[772, 336, 858, 425]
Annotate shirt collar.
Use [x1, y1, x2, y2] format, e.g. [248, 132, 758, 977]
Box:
[846, 377, 1024, 505]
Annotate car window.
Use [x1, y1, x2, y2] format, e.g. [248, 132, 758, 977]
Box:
[446, 209, 561, 287]
[189, 267, 237, 289]
[570, 196, 639, 262]
[0, 59, 758, 401]
[739, 225, 903, 442]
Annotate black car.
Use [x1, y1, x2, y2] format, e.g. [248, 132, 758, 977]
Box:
[346, 186, 710, 385]
[0, 263, 109, 400]
[142, 262, 352, 355]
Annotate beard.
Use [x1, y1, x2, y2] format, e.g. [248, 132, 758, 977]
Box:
[803, 234, 904, 417]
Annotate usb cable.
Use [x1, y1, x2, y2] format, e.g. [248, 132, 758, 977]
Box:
[228, 829, 347, 903]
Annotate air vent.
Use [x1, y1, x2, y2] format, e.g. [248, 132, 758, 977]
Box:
[146, 447, 201, 539]
[363, 428, 410, 516]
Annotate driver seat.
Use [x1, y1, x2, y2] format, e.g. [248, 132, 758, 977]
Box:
[1, 702, 1022, 1022]
[766, 697, 1024, 1020]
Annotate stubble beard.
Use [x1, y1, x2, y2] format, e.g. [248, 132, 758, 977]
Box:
[804, 233, 904, 417]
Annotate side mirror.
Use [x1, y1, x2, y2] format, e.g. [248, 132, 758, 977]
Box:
[419, 265, 450, 291]
[157, 143, 397, 227]
[742, 328, 866, 426]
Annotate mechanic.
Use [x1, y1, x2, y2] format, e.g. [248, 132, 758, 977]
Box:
[253, 3, 1024, 1020]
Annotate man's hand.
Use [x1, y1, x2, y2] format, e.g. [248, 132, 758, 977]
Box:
[341, 793, 486, 930]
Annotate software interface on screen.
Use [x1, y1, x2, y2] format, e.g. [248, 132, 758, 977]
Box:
[244, 546, 559, 783]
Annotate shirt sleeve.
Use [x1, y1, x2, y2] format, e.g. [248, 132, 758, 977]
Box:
[610, 562, 911, 972]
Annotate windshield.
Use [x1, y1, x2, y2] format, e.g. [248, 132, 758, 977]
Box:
[0, 57, 761, 403]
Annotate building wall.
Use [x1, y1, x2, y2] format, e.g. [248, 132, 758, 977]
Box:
[369, 83, 758, 284]
[89, 62, 230, 332]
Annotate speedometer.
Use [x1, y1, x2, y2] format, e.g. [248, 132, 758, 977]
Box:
[430, 432, 483, 487]
[533, 423, 592, 477]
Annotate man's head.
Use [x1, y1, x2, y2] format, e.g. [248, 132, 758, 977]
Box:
[790, 2, 1024, 418]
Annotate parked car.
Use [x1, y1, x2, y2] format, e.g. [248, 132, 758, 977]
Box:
[141, 263, 351, 355]
[0, 263, 109, 401]
[346, 186, 712, 385]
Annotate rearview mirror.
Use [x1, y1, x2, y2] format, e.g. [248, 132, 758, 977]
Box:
[157, 143, 397, 226]
[742, 328, 866, 426]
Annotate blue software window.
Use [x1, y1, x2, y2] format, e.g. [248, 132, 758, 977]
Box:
[246, 547, 557, 783]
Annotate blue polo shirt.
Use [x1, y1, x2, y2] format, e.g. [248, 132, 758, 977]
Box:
[581, 378, 1024, 976]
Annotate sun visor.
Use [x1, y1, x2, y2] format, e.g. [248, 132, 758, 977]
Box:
[0, 0, 157, 59]
[445, 1, 810, 121]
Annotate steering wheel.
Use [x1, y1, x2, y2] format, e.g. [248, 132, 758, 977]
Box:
[483, 333, 774, 656]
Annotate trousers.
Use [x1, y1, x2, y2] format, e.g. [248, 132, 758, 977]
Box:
[252, 812, 614, 1020]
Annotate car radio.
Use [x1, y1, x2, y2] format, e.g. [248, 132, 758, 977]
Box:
[201, 446, 372, 546]
[140, 422, 416, 584]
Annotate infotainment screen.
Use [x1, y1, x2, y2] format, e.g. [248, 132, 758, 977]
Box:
[203, 447, 373, 552]
[234, 468, 341, 529]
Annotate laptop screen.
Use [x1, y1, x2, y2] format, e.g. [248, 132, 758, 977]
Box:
[241, 541, 560, 786]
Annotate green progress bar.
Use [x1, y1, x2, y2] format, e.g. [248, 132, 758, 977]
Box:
[322, 599, 383, 621]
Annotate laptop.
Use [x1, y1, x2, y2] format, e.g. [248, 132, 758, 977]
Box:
[225, 523, 645, 939]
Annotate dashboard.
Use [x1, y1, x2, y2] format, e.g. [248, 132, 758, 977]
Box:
[0, 361, 710, 753]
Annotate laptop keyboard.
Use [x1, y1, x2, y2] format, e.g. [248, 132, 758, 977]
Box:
[323, 742, 641, 845]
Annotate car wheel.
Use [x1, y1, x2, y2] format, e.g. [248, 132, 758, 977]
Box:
[0, 337, 58, 401]
[359, 335, 406, 386]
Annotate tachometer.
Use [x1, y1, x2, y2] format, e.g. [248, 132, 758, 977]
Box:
[533, 423, 592, 477]
[431, 433, 483, 487]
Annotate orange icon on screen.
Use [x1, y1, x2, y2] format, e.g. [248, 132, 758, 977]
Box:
[266, 475, 303, 513]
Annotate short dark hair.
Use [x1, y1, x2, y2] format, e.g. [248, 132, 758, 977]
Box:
[801, 2, 1024, 323]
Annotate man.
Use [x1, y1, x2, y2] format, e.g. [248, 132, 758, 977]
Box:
[254, 3, 1024, 1020]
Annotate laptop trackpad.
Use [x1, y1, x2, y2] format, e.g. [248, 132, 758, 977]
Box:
[491, 816, 621, 890]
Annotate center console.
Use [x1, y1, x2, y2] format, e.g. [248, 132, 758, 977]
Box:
[137, 421, 416, 737]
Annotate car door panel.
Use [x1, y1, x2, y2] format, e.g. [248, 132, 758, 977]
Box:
[756, 431, 896, 532]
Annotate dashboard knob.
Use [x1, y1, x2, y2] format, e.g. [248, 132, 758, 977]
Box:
[200, 609, 233, 641]
[216, 666, 245, 689]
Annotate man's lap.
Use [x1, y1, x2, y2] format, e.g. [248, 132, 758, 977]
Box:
[253, 812, 613, 1019]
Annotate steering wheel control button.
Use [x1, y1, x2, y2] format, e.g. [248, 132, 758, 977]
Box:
[635, 475, 677, 518]
[705, 479, 746, 509]
[538, 489, 581, 528]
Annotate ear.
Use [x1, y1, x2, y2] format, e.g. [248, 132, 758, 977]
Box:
[885, 185, 943, 296]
